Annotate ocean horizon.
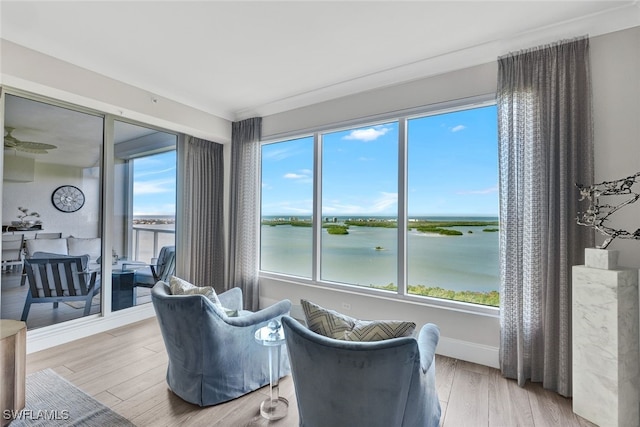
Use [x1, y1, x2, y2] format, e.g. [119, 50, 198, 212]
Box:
[262, 214, 499, 221]
[260, 215, 500, 293]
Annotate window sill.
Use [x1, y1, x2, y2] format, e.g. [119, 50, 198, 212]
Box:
[259, 271, 500, 318]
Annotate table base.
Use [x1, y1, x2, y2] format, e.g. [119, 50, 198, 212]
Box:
[260, 396, 289, 420]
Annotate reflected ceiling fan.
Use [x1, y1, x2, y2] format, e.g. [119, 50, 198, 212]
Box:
[4, 127, 57, 154]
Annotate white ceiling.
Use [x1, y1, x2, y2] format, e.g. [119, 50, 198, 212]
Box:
[1, 1, 638, 122]
[3, 93, 174, 167]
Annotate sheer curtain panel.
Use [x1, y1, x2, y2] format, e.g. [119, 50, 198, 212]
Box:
[497, 37, 594, 396]
[178, 136, 226, 292]
[228, 117, 262, 311]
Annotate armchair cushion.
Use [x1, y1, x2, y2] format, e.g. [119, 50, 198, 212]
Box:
[301, 299, 416, 341]
[67, 237, 101, 262]
[26, 238, 68, 258]
[25, 237, 102, 262]
[169, 276, 238, 317]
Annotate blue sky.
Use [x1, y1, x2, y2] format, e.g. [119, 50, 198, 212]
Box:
[132, 150, 176, 216]
[261, 105, 498, 217]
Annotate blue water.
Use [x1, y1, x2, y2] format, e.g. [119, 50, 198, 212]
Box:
[260, 217, 499, 292]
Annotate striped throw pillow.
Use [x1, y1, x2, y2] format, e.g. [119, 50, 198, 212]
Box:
[301, 299, 416, 341]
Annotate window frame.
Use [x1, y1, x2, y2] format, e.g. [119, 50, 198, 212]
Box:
[259, 94, 499, 317]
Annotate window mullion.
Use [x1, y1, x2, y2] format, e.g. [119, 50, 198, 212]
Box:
[312, 132, 322, 282]
[397, 118, 408, 297]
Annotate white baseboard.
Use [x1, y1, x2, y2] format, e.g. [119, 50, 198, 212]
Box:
[26, 303, 156, 354]
[437, 335, 500, 369]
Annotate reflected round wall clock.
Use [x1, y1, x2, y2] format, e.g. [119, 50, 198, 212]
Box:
[51, 185, 85, 212]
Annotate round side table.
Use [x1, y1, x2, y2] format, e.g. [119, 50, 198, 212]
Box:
[255, 321, 288, 420]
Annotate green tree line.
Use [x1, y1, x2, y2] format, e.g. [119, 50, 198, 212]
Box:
[372, 283, 499, 307]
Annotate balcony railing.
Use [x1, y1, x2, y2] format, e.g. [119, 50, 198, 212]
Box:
[132, 225, 175, 263]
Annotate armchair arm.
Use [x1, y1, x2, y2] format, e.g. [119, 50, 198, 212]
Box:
[121, 262, 150, 270]
[150, 265, 160, 281]
[417, 323, 440, 373]
[222, 299, 291, 328]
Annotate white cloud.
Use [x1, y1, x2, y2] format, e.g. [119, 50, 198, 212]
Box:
[262, 200, 313, 215]
[343, 126, 391, 142]
[451, 125, 466, 132]
[284, 173, 306, 179]
[283, 169, 312, 183]
[372, 192, 398, 211]
[135, 166, 176, 178]
[133, 178, 175, 194]
[321, 203, 365, 214]
[263, 147, 295, 161]
[322, 192, 398, 215]
[456, 185, 498, 195]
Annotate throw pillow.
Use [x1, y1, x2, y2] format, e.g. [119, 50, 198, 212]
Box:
[67, 237, 102, 261]
[300, 299, 416, 342]
[169, 276, 237, 316]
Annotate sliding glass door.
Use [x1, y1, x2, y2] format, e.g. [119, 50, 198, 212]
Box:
[1, 91, 179, 326]
[111, 120, 177, 311]
[2, 93, 104, 329]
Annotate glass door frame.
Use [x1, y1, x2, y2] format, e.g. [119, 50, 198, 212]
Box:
[1, 86, 180, 326]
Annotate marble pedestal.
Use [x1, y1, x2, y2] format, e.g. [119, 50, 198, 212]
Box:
[572, 248, 639, 427]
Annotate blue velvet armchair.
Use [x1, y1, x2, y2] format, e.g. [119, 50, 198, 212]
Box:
[151, 281, 291, 406]
[282, 315, 441, 427]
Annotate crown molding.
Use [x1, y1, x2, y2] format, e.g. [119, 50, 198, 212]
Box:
[235, 2, 640, 121]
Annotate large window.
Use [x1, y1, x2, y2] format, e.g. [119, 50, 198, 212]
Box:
[321, 123, 398, 286]
[260, 102, 499, 307]
[406, 106, 499, 306]
[260, 136, 314, 278]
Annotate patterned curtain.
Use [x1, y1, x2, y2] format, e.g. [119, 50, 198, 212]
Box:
[228, 117, 262, 311]
[177, 136, 226, 292]
[497, 37, 594, 396]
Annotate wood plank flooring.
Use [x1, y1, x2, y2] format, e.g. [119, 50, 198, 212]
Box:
[24, 317, 597, 427]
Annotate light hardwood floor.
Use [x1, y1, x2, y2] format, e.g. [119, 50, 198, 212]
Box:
[24, 317, 596, 427]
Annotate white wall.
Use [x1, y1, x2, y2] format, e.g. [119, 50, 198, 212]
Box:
[591, 27, 640, 269]
[3, 161, 100, 238]
[262, 62, 497, 138]
[260, 26, 640, 367]
[0, 40, 231, 145]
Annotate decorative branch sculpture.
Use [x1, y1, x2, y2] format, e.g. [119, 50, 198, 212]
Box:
[576, 171, 640, 249]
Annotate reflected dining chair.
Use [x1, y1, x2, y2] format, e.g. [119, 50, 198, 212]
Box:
[2, 234, 25, 273]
